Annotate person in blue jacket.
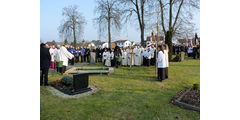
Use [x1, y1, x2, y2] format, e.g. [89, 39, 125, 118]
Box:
[75, 46, 80, 63]
[68, 45, 75, 65]
[80, 46, 85, 62]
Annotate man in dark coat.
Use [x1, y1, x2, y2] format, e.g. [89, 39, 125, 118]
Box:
[192, 45, 197, 59]
[84, 47, 90, 62]
[40, 43, 51, 86]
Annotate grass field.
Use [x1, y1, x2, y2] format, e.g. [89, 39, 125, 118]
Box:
[40, 57, 200, 120]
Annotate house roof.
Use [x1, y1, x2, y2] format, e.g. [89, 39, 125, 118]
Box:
[114, 40, 129, 43]
[146, 36, 164, 41]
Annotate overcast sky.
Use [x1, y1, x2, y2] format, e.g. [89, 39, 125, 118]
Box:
[40, 0, 200, 43]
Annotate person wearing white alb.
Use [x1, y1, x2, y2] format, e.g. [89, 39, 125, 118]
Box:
[59, 45, 74, 73]
[121, 48, 127, 66]
[164, 44, 169, 79]
[157, 45, 166, 82]
[105, 50, 111, 67]
[145, 48, 152, 66]
[102, 49, 108, 65]
[54, 45, 62, 73]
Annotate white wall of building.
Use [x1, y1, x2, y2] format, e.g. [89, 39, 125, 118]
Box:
[102, 43, 108, 48]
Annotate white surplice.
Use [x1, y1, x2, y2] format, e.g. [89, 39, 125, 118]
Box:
[59, 46, 74, 66]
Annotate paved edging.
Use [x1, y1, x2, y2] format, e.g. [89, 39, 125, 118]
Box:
[174, 87, 200, 112]
[47, 86, 100, 99]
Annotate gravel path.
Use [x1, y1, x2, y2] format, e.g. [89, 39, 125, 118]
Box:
[47, 86, 100, 99]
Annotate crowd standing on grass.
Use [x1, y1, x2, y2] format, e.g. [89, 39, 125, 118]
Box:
[40, 42, 200, 85]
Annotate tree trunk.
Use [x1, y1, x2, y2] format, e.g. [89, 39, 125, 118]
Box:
[140, 27, 144, 46]
[108, 18, 111, 49]
[73, 22, 77, 48]
[165, 30, 173, 61]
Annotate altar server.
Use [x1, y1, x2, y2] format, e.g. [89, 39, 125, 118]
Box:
[164, 44, 169, 79]
[157, 45, 166, 82]
[145, 48, 152, 66]
[110, 49, 115, 67]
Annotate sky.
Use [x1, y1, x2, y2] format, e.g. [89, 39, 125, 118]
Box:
[40, 0, 200, 43]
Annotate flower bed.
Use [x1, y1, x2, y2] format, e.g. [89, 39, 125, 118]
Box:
[170, 87, 200, 112]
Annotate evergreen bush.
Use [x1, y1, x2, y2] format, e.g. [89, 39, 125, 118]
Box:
[61, 76, 73, 85]
[193, 84, 200, 90]
[173, 55, 181, 62]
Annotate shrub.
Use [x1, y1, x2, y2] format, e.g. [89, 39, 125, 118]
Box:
[193, 84, 200, 90]
[61, 76, 73, 85]
[173, 55, 181, 62]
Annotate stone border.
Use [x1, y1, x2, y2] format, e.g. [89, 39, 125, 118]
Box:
[47, 86, 101, 99]
[174, 87, 200, 112]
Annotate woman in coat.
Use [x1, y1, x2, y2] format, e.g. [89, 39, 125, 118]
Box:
[157, 45, 166, 82]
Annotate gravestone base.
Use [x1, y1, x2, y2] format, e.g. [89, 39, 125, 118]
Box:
[90, 52, 96, 65]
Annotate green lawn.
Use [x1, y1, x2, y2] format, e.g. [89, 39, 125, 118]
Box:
[41, 57, 200, 120]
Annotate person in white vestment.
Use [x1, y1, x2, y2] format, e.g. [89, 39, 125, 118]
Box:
[150, 44, 156, 65]
[145, 48, 152, 66]
[103, 49, 107, 65]
[164, 44, 169, 79]
[157, 45, 167, 82]
[139, 46, 144, 65]
[110, 49, 115, 66]
[105, 50, 111, 67]
[142, 48, 147, 66]
[54, 45, 62, 73]
[121, 48, 127, 66]
[133, 46, 141, 66]
[127, 46, 134, 66]
[59, 45, 74, 74]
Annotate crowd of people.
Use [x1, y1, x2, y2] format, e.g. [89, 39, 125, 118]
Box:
[40, 42, 200, 85]
[173, 44, 200, 59]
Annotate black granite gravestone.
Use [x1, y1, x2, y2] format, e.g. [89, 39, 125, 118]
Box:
[73, 74, 91, 93]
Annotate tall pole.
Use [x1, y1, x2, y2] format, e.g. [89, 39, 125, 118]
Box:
[155, 23, 160, 77]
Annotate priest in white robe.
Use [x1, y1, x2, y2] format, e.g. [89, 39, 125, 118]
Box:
[133, 46, 141, 66]
[127, 47, 134, 66]
[59, 45, 74, 73]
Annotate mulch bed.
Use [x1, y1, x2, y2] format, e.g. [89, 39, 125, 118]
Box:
[170, 87, 200, 111]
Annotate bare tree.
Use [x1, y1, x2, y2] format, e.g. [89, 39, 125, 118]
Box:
[120, 0, 152, 46]
[157, 0, 199, 59]
[94, 0, 123, 49]
[59, 5, 86, 48]
[157, 0, 199, 36]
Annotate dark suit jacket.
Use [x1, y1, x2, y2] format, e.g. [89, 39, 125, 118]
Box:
[40, 47, 51, 69]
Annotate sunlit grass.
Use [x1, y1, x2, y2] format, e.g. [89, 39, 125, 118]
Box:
[41, 57, 200, 120]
